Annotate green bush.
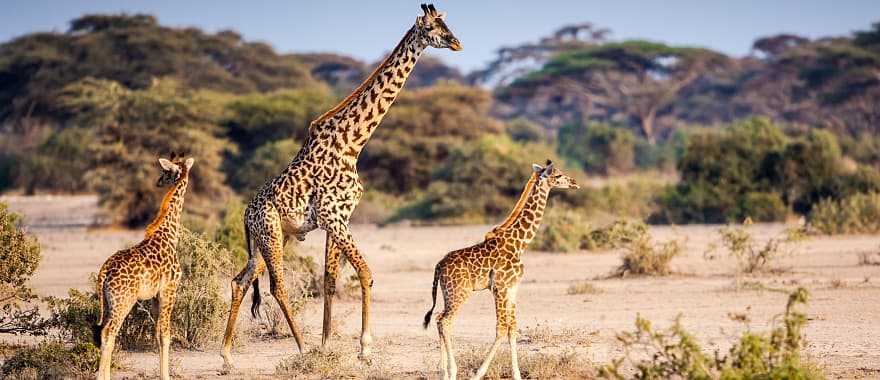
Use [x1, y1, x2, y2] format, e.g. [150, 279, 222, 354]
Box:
[740, 192, 788, 222]
[531, 210, 592, 253]
[0, 202, 43, 335]
[230, 139, 300, 194]
[212, 199, 248, 268]
[0, 341, 100, 379]
[615, 237, 681, 277]
[600, 288, 822, 379]
[506, 117, 546, 143]
[391, 135, 568, 224]
[586, 220, 650, 251]
[558, 122, 635, 175]
[809, 192, 880, 234]
[16, 127, 91, 194]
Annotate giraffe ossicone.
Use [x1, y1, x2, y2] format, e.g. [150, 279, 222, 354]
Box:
[220, 3, 462, 368]
[423, 160, 580, 380]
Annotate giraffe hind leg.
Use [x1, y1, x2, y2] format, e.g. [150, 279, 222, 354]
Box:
[221, 255, 265, 368]
[260, 216, 305, 353]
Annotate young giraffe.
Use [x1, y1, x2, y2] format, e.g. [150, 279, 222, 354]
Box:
[423, 161, 580, 380]
[221, 3, 462, 365]
[94, 153, 195, 380]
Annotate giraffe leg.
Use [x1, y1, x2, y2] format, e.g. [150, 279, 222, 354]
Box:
[506, 285, 522, 380]
[472, 287, 512, 380]
[221, 256, 266, 367]
[156, 282, 179, 380]
[259, 220, 305, 353]
[437, 288, 468, 380]
[96, 295, 136, 380]
[325, 224, 373, 361]
[321, 238, 342, 346]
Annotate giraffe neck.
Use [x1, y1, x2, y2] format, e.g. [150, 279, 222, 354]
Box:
[310, 26, 426, 159]
[506, 181, 552, 251]
[486, 171, 539, 239]
[144, 172, 189, 241]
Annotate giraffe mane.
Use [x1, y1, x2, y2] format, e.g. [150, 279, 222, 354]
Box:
[309, 27, 415, 128]
[484, 170, 539, 240]
[144, 183, 177, 238]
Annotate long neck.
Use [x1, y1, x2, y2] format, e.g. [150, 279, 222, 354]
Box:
[144, 173, 189, 240]
[486, 172, 539, 239]
[507, 182, 552, 251]
[310, 26, 426, 159]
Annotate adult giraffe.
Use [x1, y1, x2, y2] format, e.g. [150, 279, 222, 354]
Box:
[221, 3, 462, 365]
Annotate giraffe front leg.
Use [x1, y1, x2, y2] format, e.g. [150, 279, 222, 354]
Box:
[157, 283, 178, 380]
[472, 287, 512, 380]
[321, 238, 342, 347]
[221, 256, 265, 368]
[327, 226, 373, 362]
[506, 284, 522, 380]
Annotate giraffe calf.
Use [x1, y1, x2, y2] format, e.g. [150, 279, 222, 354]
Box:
[94, 154, 194, 380]
[423, 161, 579, 380]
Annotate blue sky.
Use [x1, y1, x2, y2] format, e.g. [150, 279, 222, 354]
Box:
[2, 1, 877, 72]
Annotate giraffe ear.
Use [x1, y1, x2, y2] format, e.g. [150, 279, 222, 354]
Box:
[184, 157, 195, 170]
[532, 164, 543, 173]
[158, 158, 176, 171]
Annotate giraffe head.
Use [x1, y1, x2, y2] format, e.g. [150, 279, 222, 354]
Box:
[156, 152, 195, 187]
[416, 4, 462, 51]
[532, 160, 580, 189]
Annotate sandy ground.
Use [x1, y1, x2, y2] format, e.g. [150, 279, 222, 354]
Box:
[2, 195, 880, 379]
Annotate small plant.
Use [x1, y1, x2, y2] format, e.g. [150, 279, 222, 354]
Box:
[275, 344, 366, 378]
[0, 201, 44, 335]
[714, 221, 804, 273]
[809, 192, 880, 235]
[585, 219, 649, 251]
[614, 237, 681, 277]
[600, 287, 823, 379]
[567, 281, 603, 295]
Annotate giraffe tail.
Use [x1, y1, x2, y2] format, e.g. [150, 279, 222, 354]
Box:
[93, 267, 108, 347]
[423, 264, 441, 329]
[246, 221, 262, 318]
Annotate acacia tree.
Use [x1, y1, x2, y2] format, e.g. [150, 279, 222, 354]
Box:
[512, 41, 728, 142]
[59, 78, 234, 226]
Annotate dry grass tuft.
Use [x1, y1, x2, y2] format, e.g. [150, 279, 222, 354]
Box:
[275, 342, 390, 379]
[858, 250, 880, 266]
[519, 325, 595, 346]
[566, 281, 603, 295]
[454, 345, 595, 379]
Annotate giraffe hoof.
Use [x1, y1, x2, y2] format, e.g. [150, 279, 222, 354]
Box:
[357, 352, 373, 365]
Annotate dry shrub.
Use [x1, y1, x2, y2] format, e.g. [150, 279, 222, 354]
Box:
[585, 219, 648, 251]
[455, 345, 594, 379]
[0, 341, 100, 379]
[713, 221, 804, 273]
[600, 288, 823, 379]
[809, 192, 880, 235]
[519, 325, 595, 346]
[567, 281, 603, 295]
[532, 212, 647, 253]
[615, 237, 681, 277]
[858, 250, 880, 266]
[0, 201, 43, 335]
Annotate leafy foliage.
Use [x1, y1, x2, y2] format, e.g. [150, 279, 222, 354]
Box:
[711, 221, 805, 273]
[59, 78, 234, 226]
[809, 192, 880, 234]
[558, 122, 635, 174]
[0, 202, 43, 335]
[615, 237, 681, 277]
[600, 288, 822, 379]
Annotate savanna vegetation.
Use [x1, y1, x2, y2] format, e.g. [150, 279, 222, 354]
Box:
[1, 15, 879, 230]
